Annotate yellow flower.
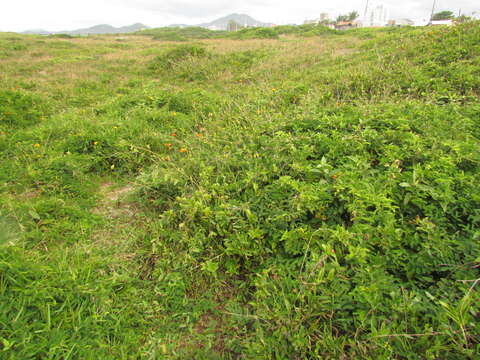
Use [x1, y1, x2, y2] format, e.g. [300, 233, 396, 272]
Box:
[93, 141, 98, 145]
[34, 143, 41, 148]
[179, 148, 188, 153]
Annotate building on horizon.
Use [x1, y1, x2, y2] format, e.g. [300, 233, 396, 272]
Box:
[429, 19, 453, 26]
[320, 13, 329, 22]
[303, 13, 333, 26]
[388, 18, 414, 27]
[362, 3, 390, 27]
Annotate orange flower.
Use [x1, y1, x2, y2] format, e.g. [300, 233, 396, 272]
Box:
[195, 133, 202, 138]
[179, 148, 188, 153]
[171, 132, 177, 137]
[164, 143, 173, 149]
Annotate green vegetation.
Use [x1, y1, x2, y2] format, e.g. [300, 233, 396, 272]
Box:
[1, 22, 479, 359]
[432, 11, 456, 20]
[336, 11, 360, 22]
[140, 26, 225, 41]
[139, 23, 339, 40]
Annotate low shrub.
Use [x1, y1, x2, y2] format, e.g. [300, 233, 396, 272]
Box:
[229, 27, 279, 39]
[149, 44, 209, 71]
[0, 90, 49, 128]
[137, 102, 480, 357]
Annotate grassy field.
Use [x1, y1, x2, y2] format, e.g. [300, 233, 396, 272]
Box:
[0, 23, 479, 359]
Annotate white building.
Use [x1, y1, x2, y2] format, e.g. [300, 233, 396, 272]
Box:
[320, 13, 329, 22]
[413, 18, 430, 26]
[363, 3, 390, 27]
[430, 20, 453, 26]
[304, 13, 331, 25]
[395, 18, 414, 26]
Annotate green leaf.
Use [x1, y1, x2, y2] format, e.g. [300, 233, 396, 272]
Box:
[28, 210, 41, 220]
[201, 260, 219, 274]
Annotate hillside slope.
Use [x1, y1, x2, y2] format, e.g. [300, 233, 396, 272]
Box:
[0, 22, 479, 359]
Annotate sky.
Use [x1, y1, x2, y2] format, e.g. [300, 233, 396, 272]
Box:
[1, 0, 478, 32]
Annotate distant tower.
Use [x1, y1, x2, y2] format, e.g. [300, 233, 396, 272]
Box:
[227, 20, 242, 32]
[364, 3, 389, 27]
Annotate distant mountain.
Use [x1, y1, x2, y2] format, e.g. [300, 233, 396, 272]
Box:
[199, 13, 273, 30]
[22, 29, 51, 35]
[21, 23, 149, 36]
[67, 23, 148, 35]
[166, 14, 273, 30]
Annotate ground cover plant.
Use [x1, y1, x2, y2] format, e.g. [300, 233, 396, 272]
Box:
[138, 23, 340, 41]
[0, 22, 479, 359]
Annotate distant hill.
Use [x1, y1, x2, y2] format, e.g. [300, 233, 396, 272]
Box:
[167, 14, 273, 31]
[20, 14, 273, 35]
[21, 23, 149, 36]
[22, 29, 51, 35]
[199, 13, 273, 30]
[67, 23, 148, 35]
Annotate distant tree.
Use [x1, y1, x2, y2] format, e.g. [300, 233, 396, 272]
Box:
[456, 15, 473, 23]
[348, 11, 360, 21]
[336, 11, 359, 23]
[432, 11, 455, 20]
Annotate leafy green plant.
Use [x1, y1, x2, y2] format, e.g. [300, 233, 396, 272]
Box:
[0, 90, 49, 128]
[149, 44, 209, 71]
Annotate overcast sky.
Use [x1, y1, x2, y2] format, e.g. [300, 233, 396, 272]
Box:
[1, 0, 478, 32]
